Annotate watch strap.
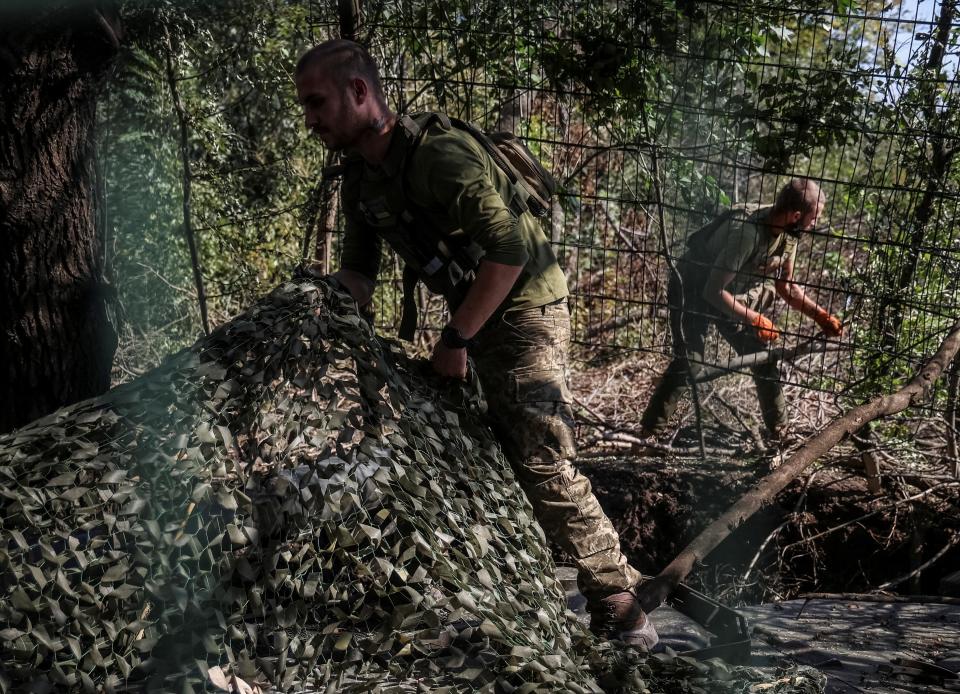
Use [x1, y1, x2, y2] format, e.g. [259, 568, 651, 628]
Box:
[440, 325, 477, 350]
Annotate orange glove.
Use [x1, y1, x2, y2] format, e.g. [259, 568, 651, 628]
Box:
[751, 314, 780, 343]
[812, 308, 843, 337]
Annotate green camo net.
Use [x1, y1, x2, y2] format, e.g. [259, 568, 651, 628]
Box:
[0, 280, 825, 693]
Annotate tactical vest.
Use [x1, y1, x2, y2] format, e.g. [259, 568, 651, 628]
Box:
[327, 112, 558, 341]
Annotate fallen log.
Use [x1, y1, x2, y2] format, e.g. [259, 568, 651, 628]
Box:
[636, 319, 960, 614]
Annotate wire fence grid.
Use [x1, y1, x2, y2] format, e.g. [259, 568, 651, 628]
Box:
[302, 0, 960, 425]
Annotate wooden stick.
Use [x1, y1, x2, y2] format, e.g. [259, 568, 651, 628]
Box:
[878, 534, 960, 590]
[692, 339, 843, 384]
[778, 482, 959, 554]
[796, 591, 960, 605]
[852, 426, 883, 494]
[595, 431, 736, 457]
[635, 319, 960, 614]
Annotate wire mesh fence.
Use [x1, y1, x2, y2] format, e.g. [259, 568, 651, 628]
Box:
[302, 0, 960, 431]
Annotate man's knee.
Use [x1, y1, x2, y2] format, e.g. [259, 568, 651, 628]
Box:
[486, 397, 576, 464]
[516, 457, 586, 492]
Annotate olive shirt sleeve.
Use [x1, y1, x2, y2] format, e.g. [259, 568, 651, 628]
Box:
[339, 192, 383, 282]
[405, 128, 530, 267]
[782, 234, 799, 268]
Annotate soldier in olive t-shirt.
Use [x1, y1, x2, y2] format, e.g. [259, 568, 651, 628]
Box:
[338, 118, 568, 316]
[295, 39, 658, 646]
[640, 181, 842, 443]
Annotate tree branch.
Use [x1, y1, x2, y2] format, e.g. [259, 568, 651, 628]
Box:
[877, 534, 960, 590]
[163, 28, 209, 335]
[692, 338, 844, 383]
[636, 319, 960, 614]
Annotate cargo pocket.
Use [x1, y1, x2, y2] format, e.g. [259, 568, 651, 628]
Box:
[512, 366, 573, 404]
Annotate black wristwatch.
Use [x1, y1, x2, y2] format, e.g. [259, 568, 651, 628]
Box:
[440, 325, 477, 350]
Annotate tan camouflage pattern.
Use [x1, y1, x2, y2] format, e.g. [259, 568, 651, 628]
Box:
[472, 302, 642, 601]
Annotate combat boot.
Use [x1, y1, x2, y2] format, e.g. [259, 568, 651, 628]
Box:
[630, 426, 666, 455]
[588, 590, 659, 649]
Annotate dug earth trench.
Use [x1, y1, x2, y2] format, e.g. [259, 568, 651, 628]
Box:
[572, 454, 960, 604]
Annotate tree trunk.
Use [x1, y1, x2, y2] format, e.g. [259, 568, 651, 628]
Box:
[0, 5, 120, 434]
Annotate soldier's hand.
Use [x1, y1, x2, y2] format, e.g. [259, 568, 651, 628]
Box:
[431, 342, 469, 380]
[293, 261, 326, 280]
[751, 313, 780, 343]
[813, 309, 843, 337]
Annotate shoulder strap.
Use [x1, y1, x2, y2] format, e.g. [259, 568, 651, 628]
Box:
[446, 116, 552, 217]
[398, 112, 451, 141]
[395, 112, 485, 341]
[321, 152, 363, 181]
[687, 207, 737, 251]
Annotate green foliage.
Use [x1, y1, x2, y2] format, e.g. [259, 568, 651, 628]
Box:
[836, 0, 960, 395]
[102, 0, 322, 377]
[97, 0, 960, 413]
[100, 40, 198, 368]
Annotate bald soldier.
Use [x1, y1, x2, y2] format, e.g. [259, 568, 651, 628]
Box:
[294, 40, 658, 647]
[640, 179, 843, 443]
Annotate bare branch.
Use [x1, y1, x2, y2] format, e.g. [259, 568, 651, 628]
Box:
[779, 482, 960, 554]
[636, 319, 960, 614]
[877, 534, 960, 590]
[163, 28, 209, 335]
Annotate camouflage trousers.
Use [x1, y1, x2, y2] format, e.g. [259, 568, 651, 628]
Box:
[472, 301, 642, 602]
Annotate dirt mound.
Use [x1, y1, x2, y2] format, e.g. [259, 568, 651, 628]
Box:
[578, 454, 960, 603]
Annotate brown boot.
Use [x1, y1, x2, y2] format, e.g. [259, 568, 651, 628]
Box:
[588, 590, 659, 649]
[630, 427, 666, 455]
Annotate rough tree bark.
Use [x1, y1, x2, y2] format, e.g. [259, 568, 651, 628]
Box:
[946, 357, 959, 477]
[0, 4, 121, 434]
[636, 319, 960, 613]
[312, 153, 341, 274]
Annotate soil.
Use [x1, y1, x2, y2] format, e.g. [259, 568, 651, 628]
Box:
[566, 348, 960, 606]
[572, 451, 960, 605]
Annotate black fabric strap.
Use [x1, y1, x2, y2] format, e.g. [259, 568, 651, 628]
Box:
[399, 265, 420, 341]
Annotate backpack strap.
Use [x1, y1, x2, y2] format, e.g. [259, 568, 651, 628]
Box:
[399, 266, 420, 342]
[686, 207, 737, 253]
[395, 112, 488, 341]
[447, 117, 541, 217]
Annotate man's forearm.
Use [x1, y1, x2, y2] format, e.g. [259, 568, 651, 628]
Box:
[703, 269, 760, 327]
[448, 260, 524, 337]
[775, 280, 821, 317]
[775, 279, 842, 336]
[708, 290, 766, 329]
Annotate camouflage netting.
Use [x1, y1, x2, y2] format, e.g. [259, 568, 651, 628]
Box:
[0, 280, 825, 693]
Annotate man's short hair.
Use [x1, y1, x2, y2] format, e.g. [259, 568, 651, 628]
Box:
[296, 39, 385, 97]
[774, 178, 824, 215]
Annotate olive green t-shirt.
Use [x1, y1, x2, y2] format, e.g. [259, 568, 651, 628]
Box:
[338, 118, 568, 312]
[683, 205, 798, 309]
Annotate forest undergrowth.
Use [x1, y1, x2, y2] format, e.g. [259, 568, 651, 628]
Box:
[570, 348, 960, 606]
